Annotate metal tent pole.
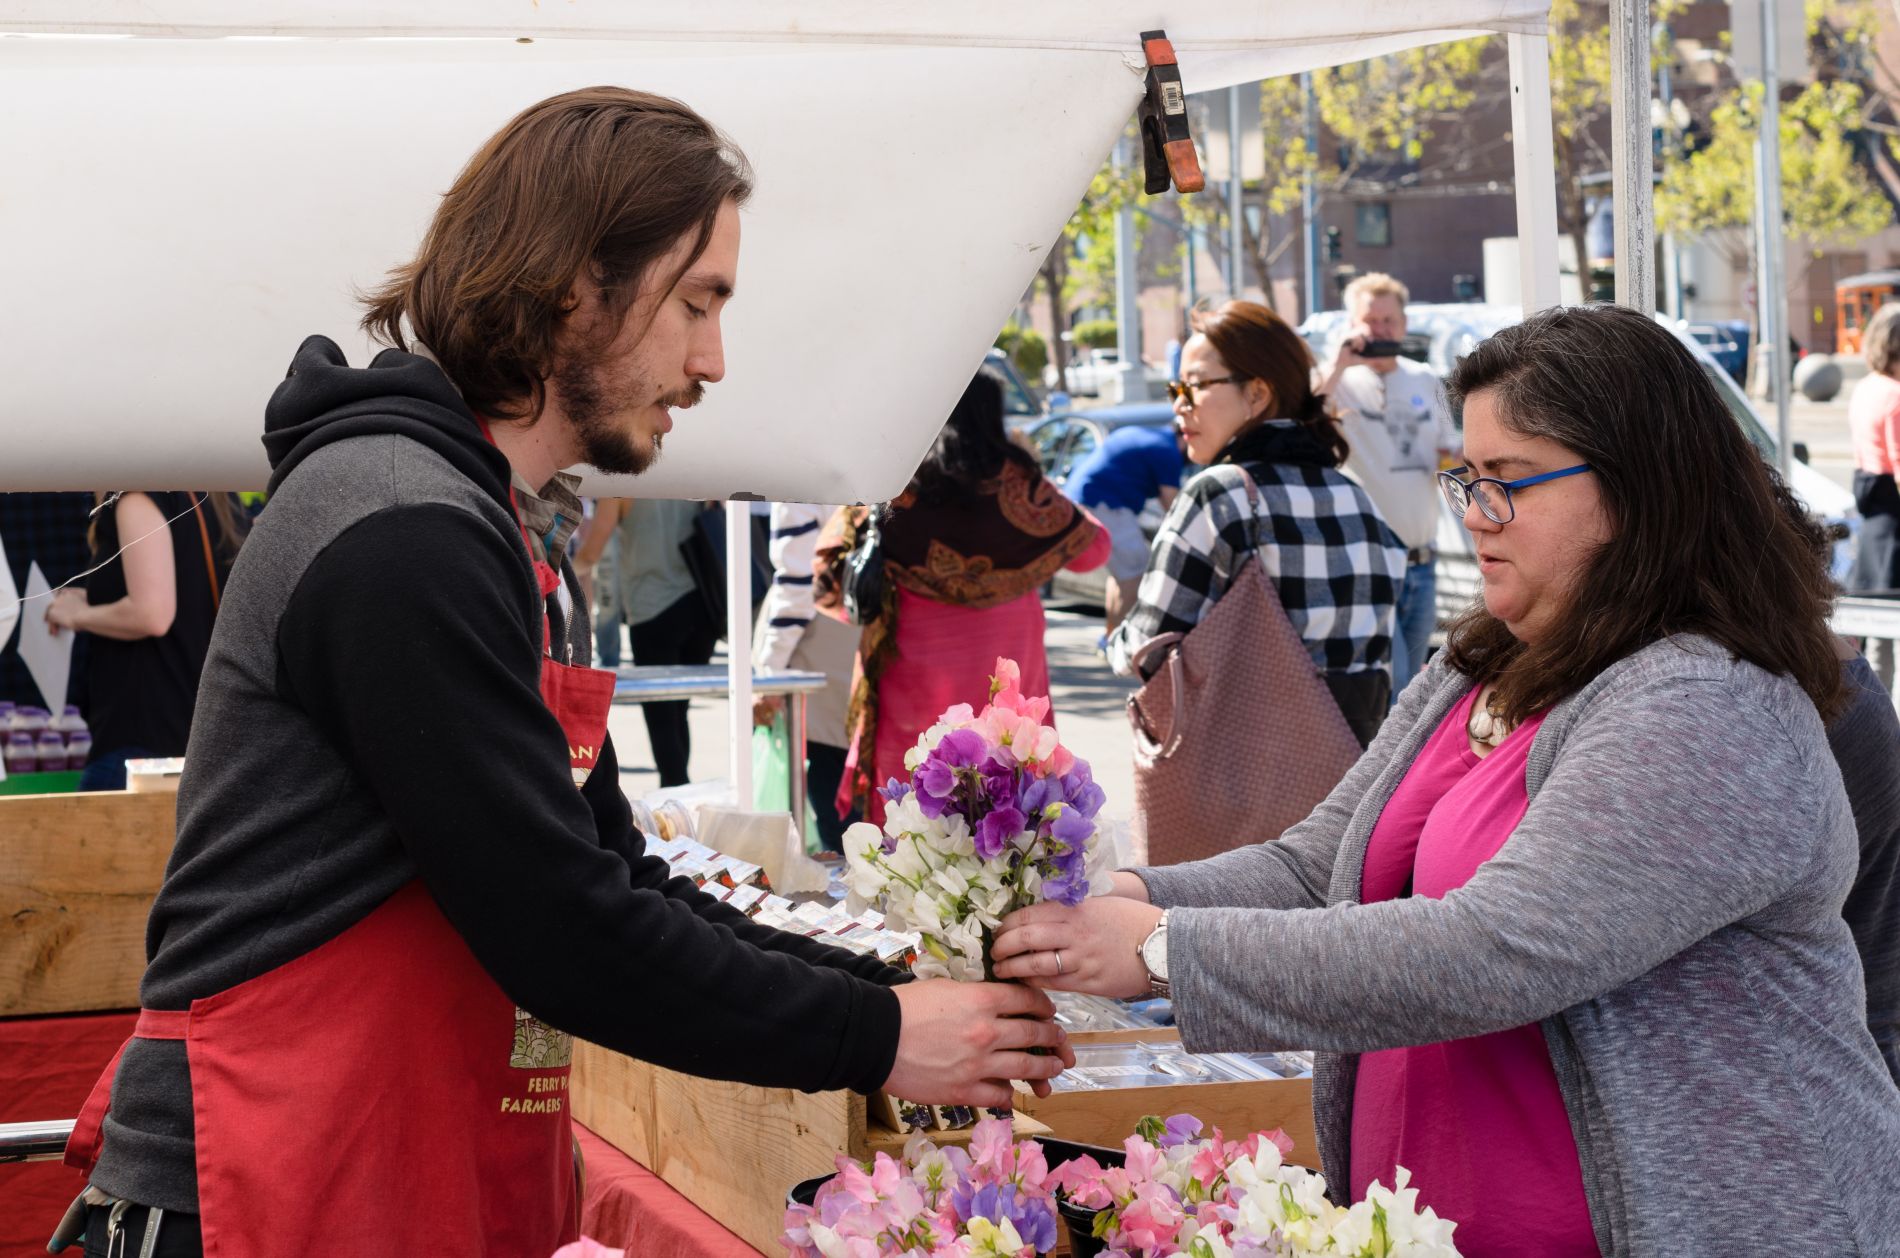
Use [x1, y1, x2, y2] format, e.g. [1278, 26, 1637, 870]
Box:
[1302, 71, 1321, 318]
[1508, 34, 1563, 313]
[1610, 0, 1654, 312]
[725, 501, 753, 805]
[1757, 0, 1792, 476]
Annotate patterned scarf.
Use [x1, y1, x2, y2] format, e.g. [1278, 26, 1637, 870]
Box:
[830, 459, 1097, 813]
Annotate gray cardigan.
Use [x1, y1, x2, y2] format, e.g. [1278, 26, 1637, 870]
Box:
[1133, 635, 1900, 1256]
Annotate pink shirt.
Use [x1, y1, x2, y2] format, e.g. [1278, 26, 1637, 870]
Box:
[1350, 688, 1596, 1257]
[1851, 372, 1900, 476]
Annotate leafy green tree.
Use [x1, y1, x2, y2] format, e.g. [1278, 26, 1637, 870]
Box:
[1238, 42, 1489, 293]
[1657, 81, 1891, 266]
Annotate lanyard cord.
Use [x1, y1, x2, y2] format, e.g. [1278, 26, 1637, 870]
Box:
[0, 491, 210, 617]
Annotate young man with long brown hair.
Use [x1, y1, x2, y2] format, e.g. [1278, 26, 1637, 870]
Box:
[57, 87, 1070, 1258]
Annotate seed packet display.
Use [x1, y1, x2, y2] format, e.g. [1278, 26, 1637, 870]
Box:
[1046, 1040, 1259, 1093]
[1050, 991, 1152, 1033]
[724, 883, 768, 916]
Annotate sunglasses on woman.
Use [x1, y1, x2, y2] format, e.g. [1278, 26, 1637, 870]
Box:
[1165, 376, 1243, 405]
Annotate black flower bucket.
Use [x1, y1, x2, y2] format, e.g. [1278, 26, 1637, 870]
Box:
[784, 1135, 1125, 1255]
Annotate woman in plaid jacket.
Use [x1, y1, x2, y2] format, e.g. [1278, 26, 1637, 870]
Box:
[1106, 300, 1405, 746]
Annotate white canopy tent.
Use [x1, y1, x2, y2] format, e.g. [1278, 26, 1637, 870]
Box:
[0, 2, 1557, 498]
[0, 1, 1565, 796]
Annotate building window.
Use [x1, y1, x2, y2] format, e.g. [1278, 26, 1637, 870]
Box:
[1355, 202, 1392, 248]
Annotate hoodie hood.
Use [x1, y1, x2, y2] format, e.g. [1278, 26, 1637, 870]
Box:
[262, 335, 515, 515]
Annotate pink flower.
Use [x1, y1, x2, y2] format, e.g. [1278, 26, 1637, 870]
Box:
[967, 1116, 1016, 1181]
[549, 1241, 625, 1258]
[989, 658, 1024, 705]
[1117, 1182, 1187, 1253]
[1046, 1154, 1114, 1210]
[1189, 1142, 1229, 1186]
[1122, 1134, 1166, 1185]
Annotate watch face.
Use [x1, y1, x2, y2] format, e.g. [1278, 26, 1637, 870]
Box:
[1142, 927, 1168, 980]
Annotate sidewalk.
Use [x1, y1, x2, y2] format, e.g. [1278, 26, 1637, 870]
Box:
[1789, 394, 1855, 494]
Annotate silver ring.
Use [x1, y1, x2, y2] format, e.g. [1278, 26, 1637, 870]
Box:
[1054, 950, 1064, 975]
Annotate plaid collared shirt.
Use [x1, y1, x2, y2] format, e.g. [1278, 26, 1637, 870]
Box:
[1106, 448, 1406, 678]
[510, 470, 584, 573]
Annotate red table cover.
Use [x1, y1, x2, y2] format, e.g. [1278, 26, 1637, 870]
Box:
[0, 1011, 136, 1257]
[576, 1124, 764, 1257]
[0, 1012, 762, 1258]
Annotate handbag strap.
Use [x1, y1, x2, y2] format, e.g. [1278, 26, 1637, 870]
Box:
[1126, 632, 1188, 760]
[191, 495, 222, 612]
[1229, 463, 1265, 554]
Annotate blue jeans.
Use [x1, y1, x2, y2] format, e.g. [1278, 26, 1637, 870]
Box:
[1388, 560, 1437, 705]
[78, 746, 152, 792]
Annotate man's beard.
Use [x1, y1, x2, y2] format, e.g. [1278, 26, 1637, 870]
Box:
[553, 357, 704, 476]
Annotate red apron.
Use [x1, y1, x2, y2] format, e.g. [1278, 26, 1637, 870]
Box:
[66, 476, 616, 1257]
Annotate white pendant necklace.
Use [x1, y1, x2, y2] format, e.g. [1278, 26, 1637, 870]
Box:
[1467, 692, 1513, 748]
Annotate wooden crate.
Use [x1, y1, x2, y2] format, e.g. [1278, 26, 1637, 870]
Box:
[0, 790, 174, 1015]
[570, 1041, 1056, 1254]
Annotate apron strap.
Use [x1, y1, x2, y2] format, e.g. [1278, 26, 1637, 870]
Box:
[474, 415, 563, 658]
[134, 1009, 190, 1040]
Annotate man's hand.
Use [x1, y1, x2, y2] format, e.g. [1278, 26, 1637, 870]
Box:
[884, 979, 1075, 1108]
[752, 694, 785, 728]
[990, 898, 1162, 1000]
[1315, 322, 1372, 398]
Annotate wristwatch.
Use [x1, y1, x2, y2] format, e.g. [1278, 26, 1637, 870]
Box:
[1138, 911, 1171, 999]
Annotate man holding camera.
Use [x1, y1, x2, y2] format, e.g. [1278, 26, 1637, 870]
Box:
[1316, 272, 1456, 700]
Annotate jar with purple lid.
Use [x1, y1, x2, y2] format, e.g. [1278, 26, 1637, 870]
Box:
[66, 728, 93, 770]
[4, 732, 37, 775]
[37, 730, 67, 772]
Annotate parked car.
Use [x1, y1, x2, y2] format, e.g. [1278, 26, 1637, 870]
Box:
[1022, 403, 1181, 606]
[982, 347, 1046, 428]
[1684, 320, 1748, 384]
[1302, 304, 1855, 628]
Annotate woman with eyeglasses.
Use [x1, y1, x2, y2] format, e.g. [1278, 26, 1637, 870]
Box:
[995, 305, 1900, 1255]
[1106, 300, 1406, 746]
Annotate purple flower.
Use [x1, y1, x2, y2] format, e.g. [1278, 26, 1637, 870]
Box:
[1041, 864, 1090, 906]
[1038, 840, 1091, 906]
[1020, 776, 1060, 819]
[913, 729, 988, 818]
[973, 806, 1026, 861]
[1158, 1114, 1204, 1148]
[978, 755, 1021, 814]
[1058, 763, 1106, 820]
[879, 777, 910, 804]
[952, 1183, 1058, 1253]
[1049, 805, 1094, 849]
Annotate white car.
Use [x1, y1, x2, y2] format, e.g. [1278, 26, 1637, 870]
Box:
[1295, 303, 1860, 623]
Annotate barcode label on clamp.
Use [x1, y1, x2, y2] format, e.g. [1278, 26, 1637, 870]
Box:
[1162, 82, 1185, 114]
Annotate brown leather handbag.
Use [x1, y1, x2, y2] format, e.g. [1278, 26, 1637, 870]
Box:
[1126, 469, 1365, 866]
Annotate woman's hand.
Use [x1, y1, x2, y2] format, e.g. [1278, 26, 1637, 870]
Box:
[45, 588, 88, 635]
[990, 897, 1163, 999]
[1107, 871, 1152, 902]
[752, 694, 785, 727]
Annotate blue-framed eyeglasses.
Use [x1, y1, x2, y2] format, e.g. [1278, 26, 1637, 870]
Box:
[1437, 463, 1593, 525]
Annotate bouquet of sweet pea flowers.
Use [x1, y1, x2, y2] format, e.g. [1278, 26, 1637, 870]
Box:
[843, 658, 1113, 981]
[1049, 1115, 1463, 1258]
[782, 1116, 1060, 1257]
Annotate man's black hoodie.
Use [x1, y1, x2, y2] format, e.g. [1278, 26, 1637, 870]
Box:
[91, 337, 903, 1214]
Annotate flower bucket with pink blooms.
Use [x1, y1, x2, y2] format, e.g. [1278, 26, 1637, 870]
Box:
[780, 1112, 1464, 1258]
